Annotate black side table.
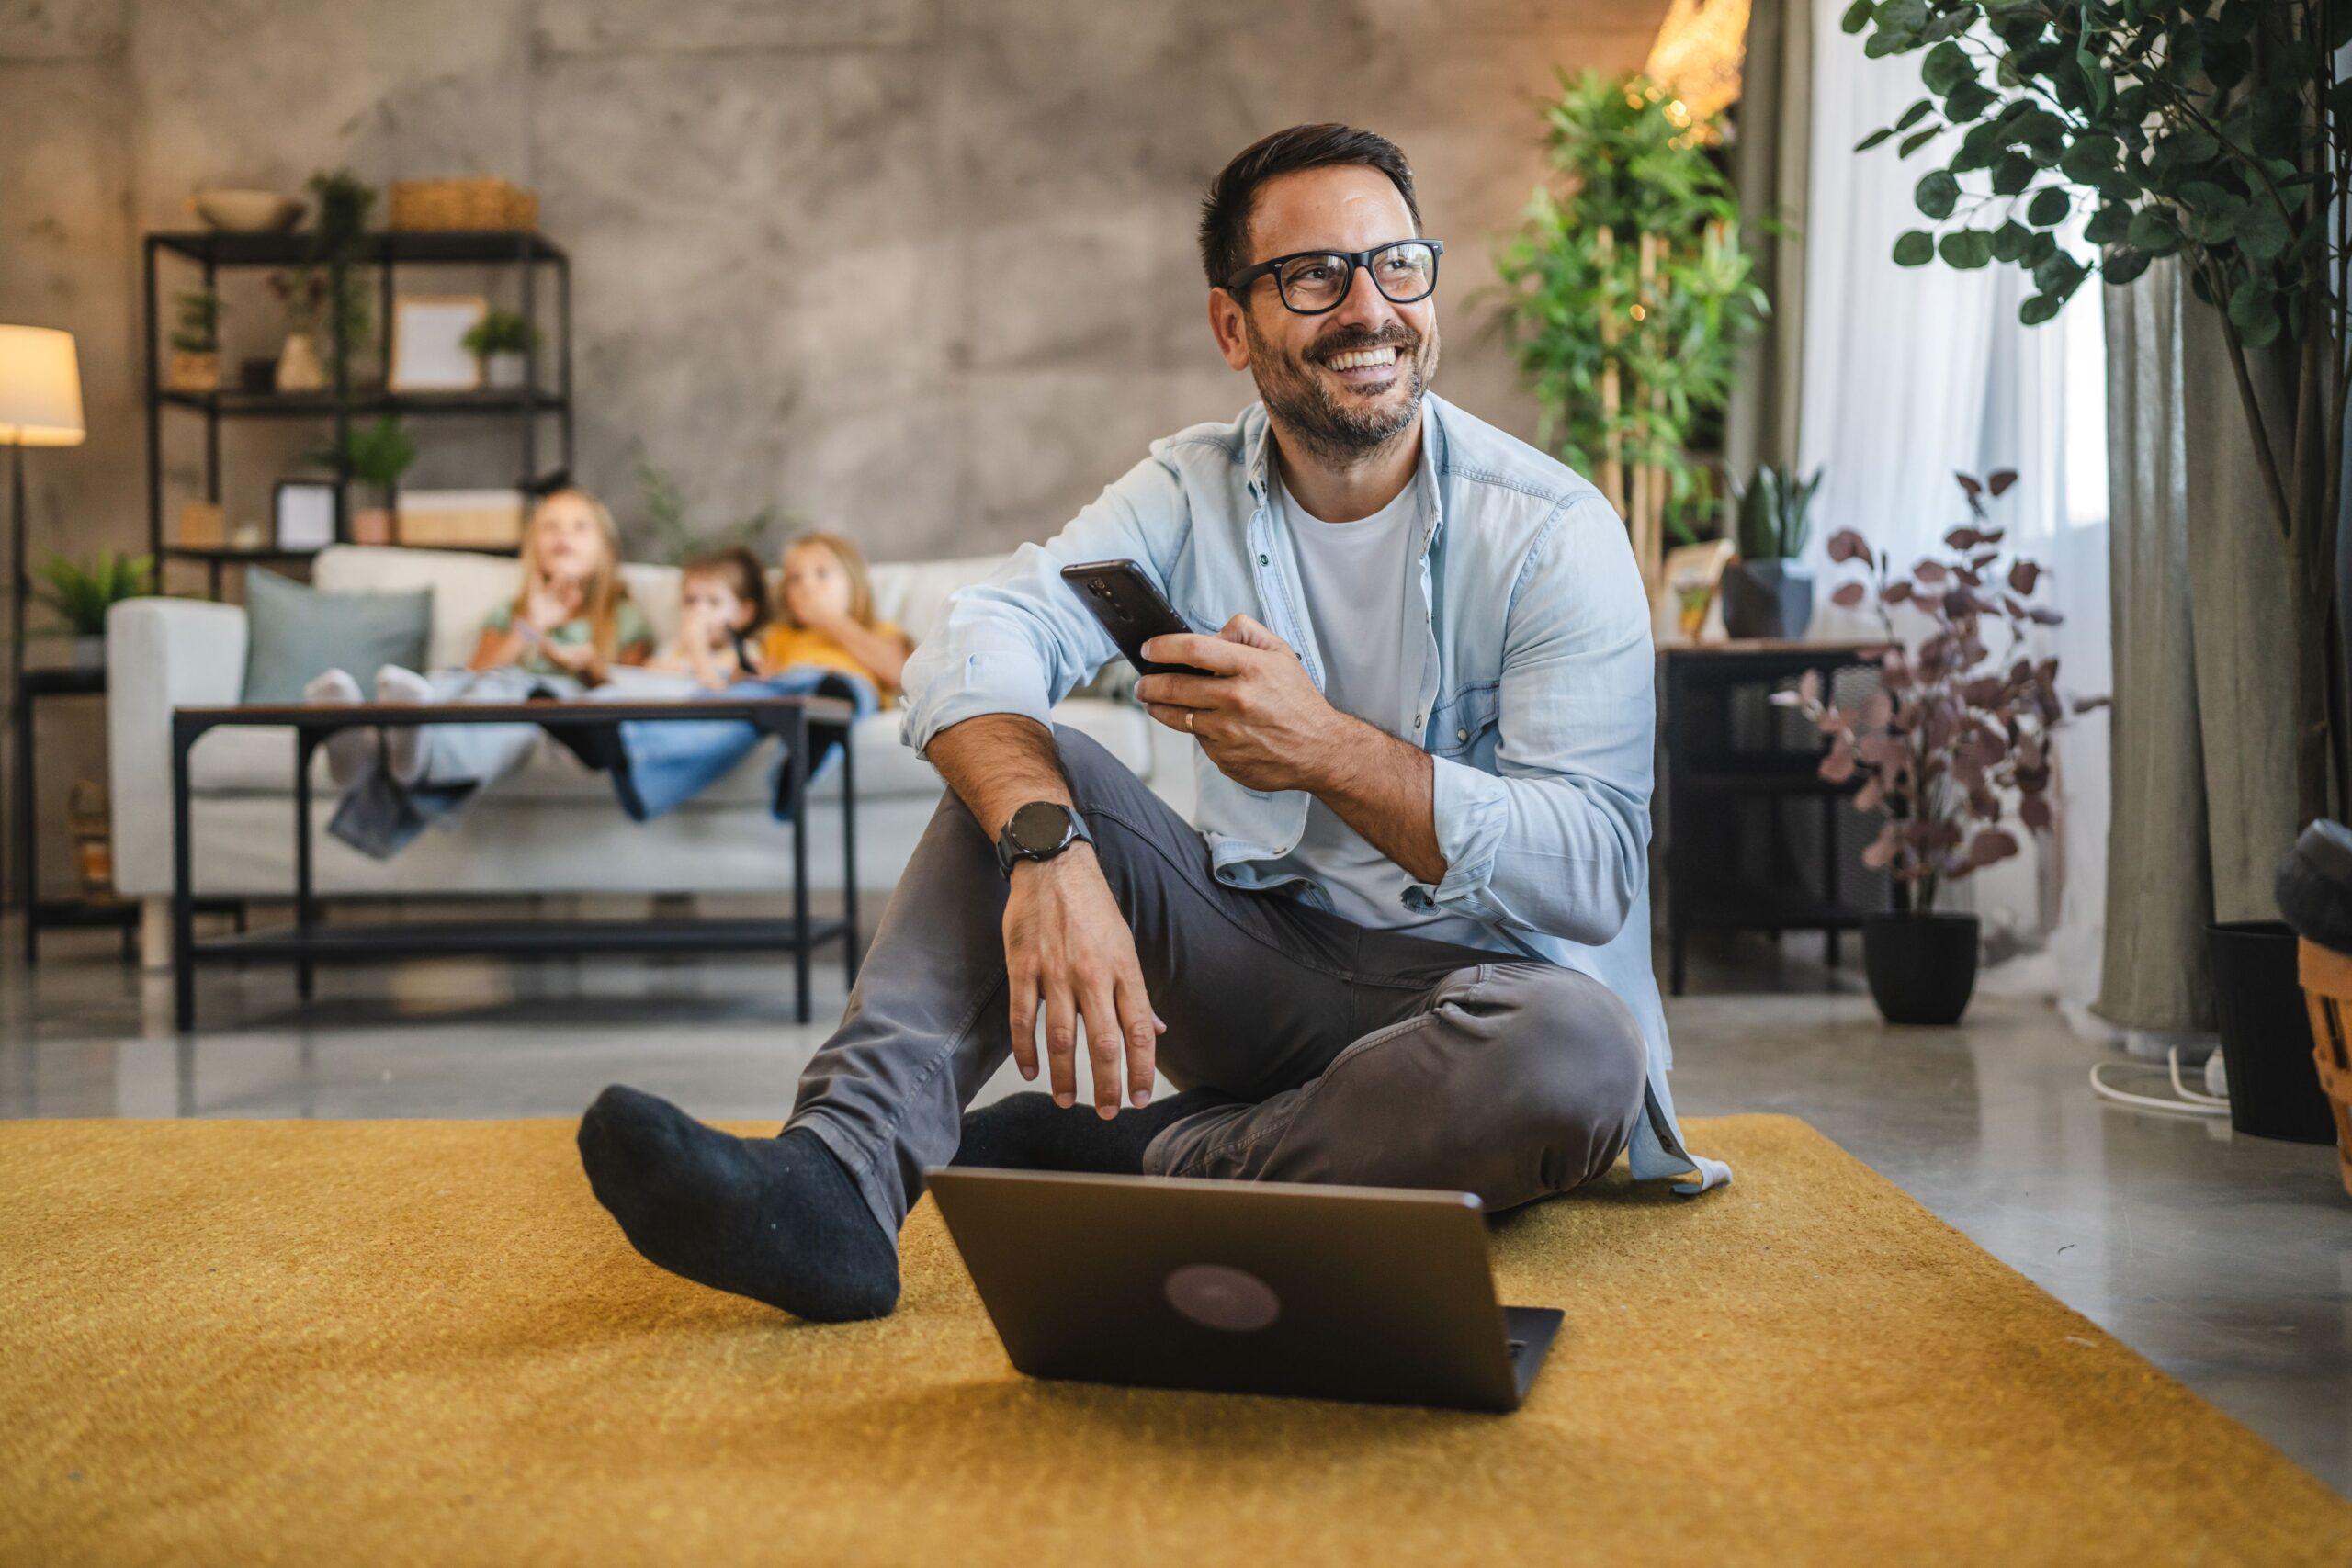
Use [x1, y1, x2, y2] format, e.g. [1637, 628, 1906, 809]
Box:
[14, 665, 137, 962]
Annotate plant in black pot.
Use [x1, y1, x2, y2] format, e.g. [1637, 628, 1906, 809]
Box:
[1723, 465, 1819, 639]
[1775, 470, 2083, 1026]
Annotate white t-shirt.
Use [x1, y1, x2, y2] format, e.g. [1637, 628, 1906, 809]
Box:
[1274, 471, 1490, 948]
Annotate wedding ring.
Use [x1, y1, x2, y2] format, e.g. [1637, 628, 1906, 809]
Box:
[1183, 710, 1195, 734]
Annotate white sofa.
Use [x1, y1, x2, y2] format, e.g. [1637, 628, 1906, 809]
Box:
[107, 546, 1192, 929]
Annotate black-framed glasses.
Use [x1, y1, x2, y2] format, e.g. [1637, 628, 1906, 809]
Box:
[1223, 240, 1445, 315]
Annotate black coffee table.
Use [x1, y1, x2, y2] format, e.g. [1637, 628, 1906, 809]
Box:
[168, 694, 860, 1032]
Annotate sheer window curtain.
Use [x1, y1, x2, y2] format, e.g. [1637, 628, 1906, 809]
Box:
[1796, 0, 2115, 1033]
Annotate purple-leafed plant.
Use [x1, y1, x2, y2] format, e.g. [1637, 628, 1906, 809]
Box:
[1773, 469, 2078, 914]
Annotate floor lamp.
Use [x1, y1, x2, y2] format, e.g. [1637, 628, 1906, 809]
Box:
[2, 326, 89, 917]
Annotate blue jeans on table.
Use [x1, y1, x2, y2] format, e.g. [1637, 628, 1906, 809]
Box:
[608, 668, 877, 822]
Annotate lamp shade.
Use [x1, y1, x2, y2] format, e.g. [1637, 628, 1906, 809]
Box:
[0, 325, 85, 447]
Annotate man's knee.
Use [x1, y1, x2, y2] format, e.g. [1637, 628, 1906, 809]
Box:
[1476, 966, 1648, 1193]
[1049, 722, 1137, 798]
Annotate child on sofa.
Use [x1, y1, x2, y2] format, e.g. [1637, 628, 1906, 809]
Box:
[643, 546, 771, 690]
[307, 485, 653, 859]
[581, 531, 911, 822]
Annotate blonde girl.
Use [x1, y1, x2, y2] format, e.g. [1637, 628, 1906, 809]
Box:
[309, 486, 653, 858]
[763, 532, 912, 700]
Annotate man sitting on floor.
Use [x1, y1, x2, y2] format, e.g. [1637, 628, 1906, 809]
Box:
[576, 123, 1729, 1323]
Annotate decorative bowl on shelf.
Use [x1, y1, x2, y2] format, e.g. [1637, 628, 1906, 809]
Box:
[192, 189, 305, 232]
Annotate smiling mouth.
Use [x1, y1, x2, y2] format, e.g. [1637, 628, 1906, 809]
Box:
[1323, 346, 1399, 373]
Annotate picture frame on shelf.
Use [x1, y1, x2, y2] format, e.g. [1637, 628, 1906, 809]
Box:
[273, 479, 338, 551]
[389, 296, 487, 392]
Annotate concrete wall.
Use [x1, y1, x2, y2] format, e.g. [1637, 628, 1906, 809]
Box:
[1, 0, 1665, 897]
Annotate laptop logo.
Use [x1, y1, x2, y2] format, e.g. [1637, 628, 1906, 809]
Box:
[1163, 1263, 1281, 1332]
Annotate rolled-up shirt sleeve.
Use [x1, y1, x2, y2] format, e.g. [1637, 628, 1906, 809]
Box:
[1405, 494, 1654, 947]
[900, 456, 1188, 756]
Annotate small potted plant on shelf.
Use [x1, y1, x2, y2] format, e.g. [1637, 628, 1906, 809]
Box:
[1723, 464, 1821, 640]
[461, 310, 539, 389]
[166, 288, 222, 393]
[315, 417, 415, 546]
[31, 550, 156, 669]
[1773, 470, 2086, 1026]
[267, 268, 330, 392]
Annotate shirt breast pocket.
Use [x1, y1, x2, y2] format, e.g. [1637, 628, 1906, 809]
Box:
[1429, 681, 1499, 759]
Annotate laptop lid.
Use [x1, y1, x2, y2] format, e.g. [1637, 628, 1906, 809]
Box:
[926, 1168, 1540, 1413]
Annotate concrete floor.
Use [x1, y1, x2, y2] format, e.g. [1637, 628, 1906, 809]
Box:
[4, 912, 2347, 1496]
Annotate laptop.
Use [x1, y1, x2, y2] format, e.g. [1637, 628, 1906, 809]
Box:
[924, 1167, 1563, 1413]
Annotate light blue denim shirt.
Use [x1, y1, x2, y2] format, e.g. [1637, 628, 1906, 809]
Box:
[901, 391, 1729, 1195]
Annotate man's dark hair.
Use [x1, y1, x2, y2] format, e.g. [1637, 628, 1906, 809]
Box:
[1197, 124, 1422, 291]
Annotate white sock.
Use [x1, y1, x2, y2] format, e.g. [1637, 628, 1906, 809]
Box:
[373, 665, 434, 786]
[302, 669, 379, 788]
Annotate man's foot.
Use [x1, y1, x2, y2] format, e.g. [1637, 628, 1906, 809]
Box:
[302, 668, 378, 787]
[950, 1087, 1232, 1176]
[576, 1085, 899, 1322]
[372, 665, 434, 785]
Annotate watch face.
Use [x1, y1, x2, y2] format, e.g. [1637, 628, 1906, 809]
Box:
[1008, 801, 1074, 856]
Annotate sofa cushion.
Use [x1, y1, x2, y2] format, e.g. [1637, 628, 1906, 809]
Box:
[239, 569, 433, 704]
[187, 696, 1155, 809]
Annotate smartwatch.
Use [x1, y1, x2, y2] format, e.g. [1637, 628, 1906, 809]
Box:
[994, 801, 1093, 877]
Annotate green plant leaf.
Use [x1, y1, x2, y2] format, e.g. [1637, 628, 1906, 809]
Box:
[1858, 127, 1896, 152]
[1893, 229, 1938, 266]
[1898, 125, 1944, 158]
[1923, 39, 1974, 95]
[2018, 293, 2064, 326]
[1990, 152, 2036, 195]
[2126, 207, 2182, 256]
[1840, 0, 1876, 34]
[2025, 187, 2069, 227]
[1915, 169, 1961, 220]
[2084, 203, 2132, 245]
[2236, 202, 2291, 262]
[1894, 97, 1936, 131]
[1939, 230, 1996, 269]
[2101, 247, 2152, 287]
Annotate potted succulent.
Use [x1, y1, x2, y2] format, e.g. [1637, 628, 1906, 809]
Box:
[166, 288, 222, 393]
[1775, 470, 2084, 1025]
[461, 310, 539, 389]
[31, 551, 156, 669]
[315, 417, 415, 545]
[1723, 464, 1821, 639]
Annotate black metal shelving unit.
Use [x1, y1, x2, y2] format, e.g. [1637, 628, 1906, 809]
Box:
[142, 228, 573, 594]
[1658, 641, 1891, 996]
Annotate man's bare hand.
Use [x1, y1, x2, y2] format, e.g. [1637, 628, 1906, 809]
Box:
[1003, 845, 1161, 1117]
[1135, 615, 1352, 793]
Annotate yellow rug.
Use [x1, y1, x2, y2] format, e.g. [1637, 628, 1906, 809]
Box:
[1, 1114, 2342, 1566]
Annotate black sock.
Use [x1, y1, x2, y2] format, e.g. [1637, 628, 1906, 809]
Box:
[949, 1087, 1233, 1177]
[576, 1085, 899, 1322]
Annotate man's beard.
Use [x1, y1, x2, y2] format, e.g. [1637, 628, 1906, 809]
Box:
[1244, 314, 1439, 468]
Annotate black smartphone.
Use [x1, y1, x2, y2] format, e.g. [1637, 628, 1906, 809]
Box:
[1058, 560, 1213, 677]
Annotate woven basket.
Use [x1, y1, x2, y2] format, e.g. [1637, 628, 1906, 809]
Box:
[388, 176, 537, 232]
[2301, 937, 2352, 1199]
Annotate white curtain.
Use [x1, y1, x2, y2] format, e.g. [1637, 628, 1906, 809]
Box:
[1798, 0, 2115, 1032]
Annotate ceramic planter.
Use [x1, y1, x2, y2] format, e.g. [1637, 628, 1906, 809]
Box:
[482, 351, 527, 389]
[350, 507, 395, 547]
[67, 635, 106, 671]
[276, 332, 326, 393]
[166, 351, 220, 393]
[1862, 911, 1979, 1026]
[1721, 559, 1815, 640]
[2209, 920, 2335, 1143]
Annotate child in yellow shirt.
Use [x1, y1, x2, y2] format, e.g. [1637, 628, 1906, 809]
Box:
[763, 531, 912, 703]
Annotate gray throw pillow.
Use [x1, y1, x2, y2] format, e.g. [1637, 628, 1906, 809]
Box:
[240, 568, 434, 704]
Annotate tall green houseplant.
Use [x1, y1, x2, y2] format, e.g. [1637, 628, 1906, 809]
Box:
[1845, 0, 2346, 825]
[1492, 69, 1770, 580]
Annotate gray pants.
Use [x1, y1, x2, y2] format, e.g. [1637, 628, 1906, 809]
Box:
[787, 726, 1649, 1235]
